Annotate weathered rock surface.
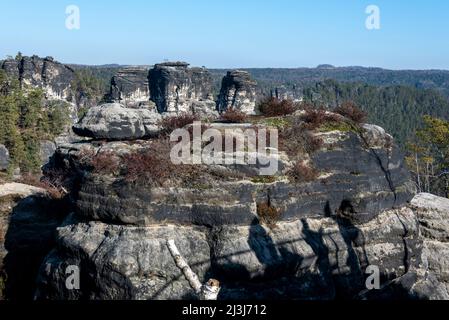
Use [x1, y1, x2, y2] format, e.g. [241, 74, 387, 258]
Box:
[411, 193, 449, 295]
[149, 62, 215, 114]
[270, 85, 303, 102]
[108, 67, 151, 107]
[0, 183, 50, 300]
[34, 117, 449, 300]
[1, 55, 75, 101]
[72, 103, 162, 140]
[0, 145, 9, 171]
[217, 71, 257, 115]
[40, 141, 57, 167]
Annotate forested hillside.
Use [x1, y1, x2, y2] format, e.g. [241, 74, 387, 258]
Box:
[0, 70, 70, 174]
[301, 79, 449, 148]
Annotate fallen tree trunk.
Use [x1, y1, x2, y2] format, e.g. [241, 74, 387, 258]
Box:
[166, 239, 220, 300]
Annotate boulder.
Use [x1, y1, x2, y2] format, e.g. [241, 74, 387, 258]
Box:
[361, 124, 394, 149]
[0, 145, 9, 171]
[0, 183, 46, 198]
[149, 62, 215, 114]
[217, 70, 257, 115]
[72, 103, 162, 140]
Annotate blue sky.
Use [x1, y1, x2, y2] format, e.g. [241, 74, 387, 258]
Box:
[0, 0, 448, 69]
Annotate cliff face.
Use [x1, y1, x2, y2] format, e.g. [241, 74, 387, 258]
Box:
[108, 67, 151, 108]
[107, 63, 260, 117]
[1, 55, 75, 101]
[217, 70, 258, 115]
[27, 108, 449, 300]
[148, 62, 215, 114]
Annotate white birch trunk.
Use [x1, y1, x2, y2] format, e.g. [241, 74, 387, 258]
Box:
[166, 239, 220, 300]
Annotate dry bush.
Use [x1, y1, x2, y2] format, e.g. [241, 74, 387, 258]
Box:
[334, 101, 367, 124]
[219, 108, 248, 123]
[257, 202, 282, 229]
[299, 106, 342, 130]
[160, 113, 198, 135]
[77, 149, 120, 175]
[122, 140, 172, 185]
[20, 170, 69, 199]
[90, 151, 120, 175]
[287, 162, 319, 183]
[279, 117, 323, 156]
[258, 97, 296, 117]
[77, 148, 97, 168]
[122, 138, 202, 187]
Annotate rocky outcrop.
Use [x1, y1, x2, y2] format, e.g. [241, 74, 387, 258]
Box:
[72, 103, 162, 140]
[108, 67, 151, 108]
[34, 114, 449, 300]
[148, 62, 215, 115]
[0, 145, 9, 171]
[411, 193, 449, 294]
[40, 141, 57, 167]
[217, 70, 257, 115]
[0, 183, 49, 300]
[1, 55, 75, 101]
[270, 85, 303, 102]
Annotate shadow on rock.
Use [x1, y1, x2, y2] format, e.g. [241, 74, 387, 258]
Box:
[3, 195, 71, 300]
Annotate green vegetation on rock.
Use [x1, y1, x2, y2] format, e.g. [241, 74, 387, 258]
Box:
[0, 70, 70, 174]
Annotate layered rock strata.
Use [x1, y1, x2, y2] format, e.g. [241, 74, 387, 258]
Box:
[108, 67, 151, 108]
[33, 117, 447, 300]
[217, 70, 257, 115]
[148, 62, 216, 115]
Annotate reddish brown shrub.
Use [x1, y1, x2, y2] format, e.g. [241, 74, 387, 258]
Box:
[20, 170, 69, 199]
[77, 148, 96, 167]
[258, 97, 296, 117]
[122, 141, 172, 185]
[90, 151, 120, 175]
[257, 201, 282, 228]
[299, 107, 337, 130]
[279, 118, 323, 156]
[160, 113, 198, 135]
[77, 149, 120, 175]
[334, 101, 367, 124]
[220, 108, 248, 123]
[287, 162, 319, 183]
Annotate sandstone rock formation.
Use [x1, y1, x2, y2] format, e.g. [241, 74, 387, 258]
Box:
[0, 96, 446, 300]
[0, 145, 9, 171]
[270, 85, 303, 102]
[148, 62, 215, 115]
[1, 55, 75, 101]
[411, 193, 449, 294]
[0, 183, 51, 300]
[39, 141, 57, 167]
[217, 70, 257, 115]
[108, 67, 151, 107]
[33, 112, 449, 300]
[72, 103, 162, 140]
